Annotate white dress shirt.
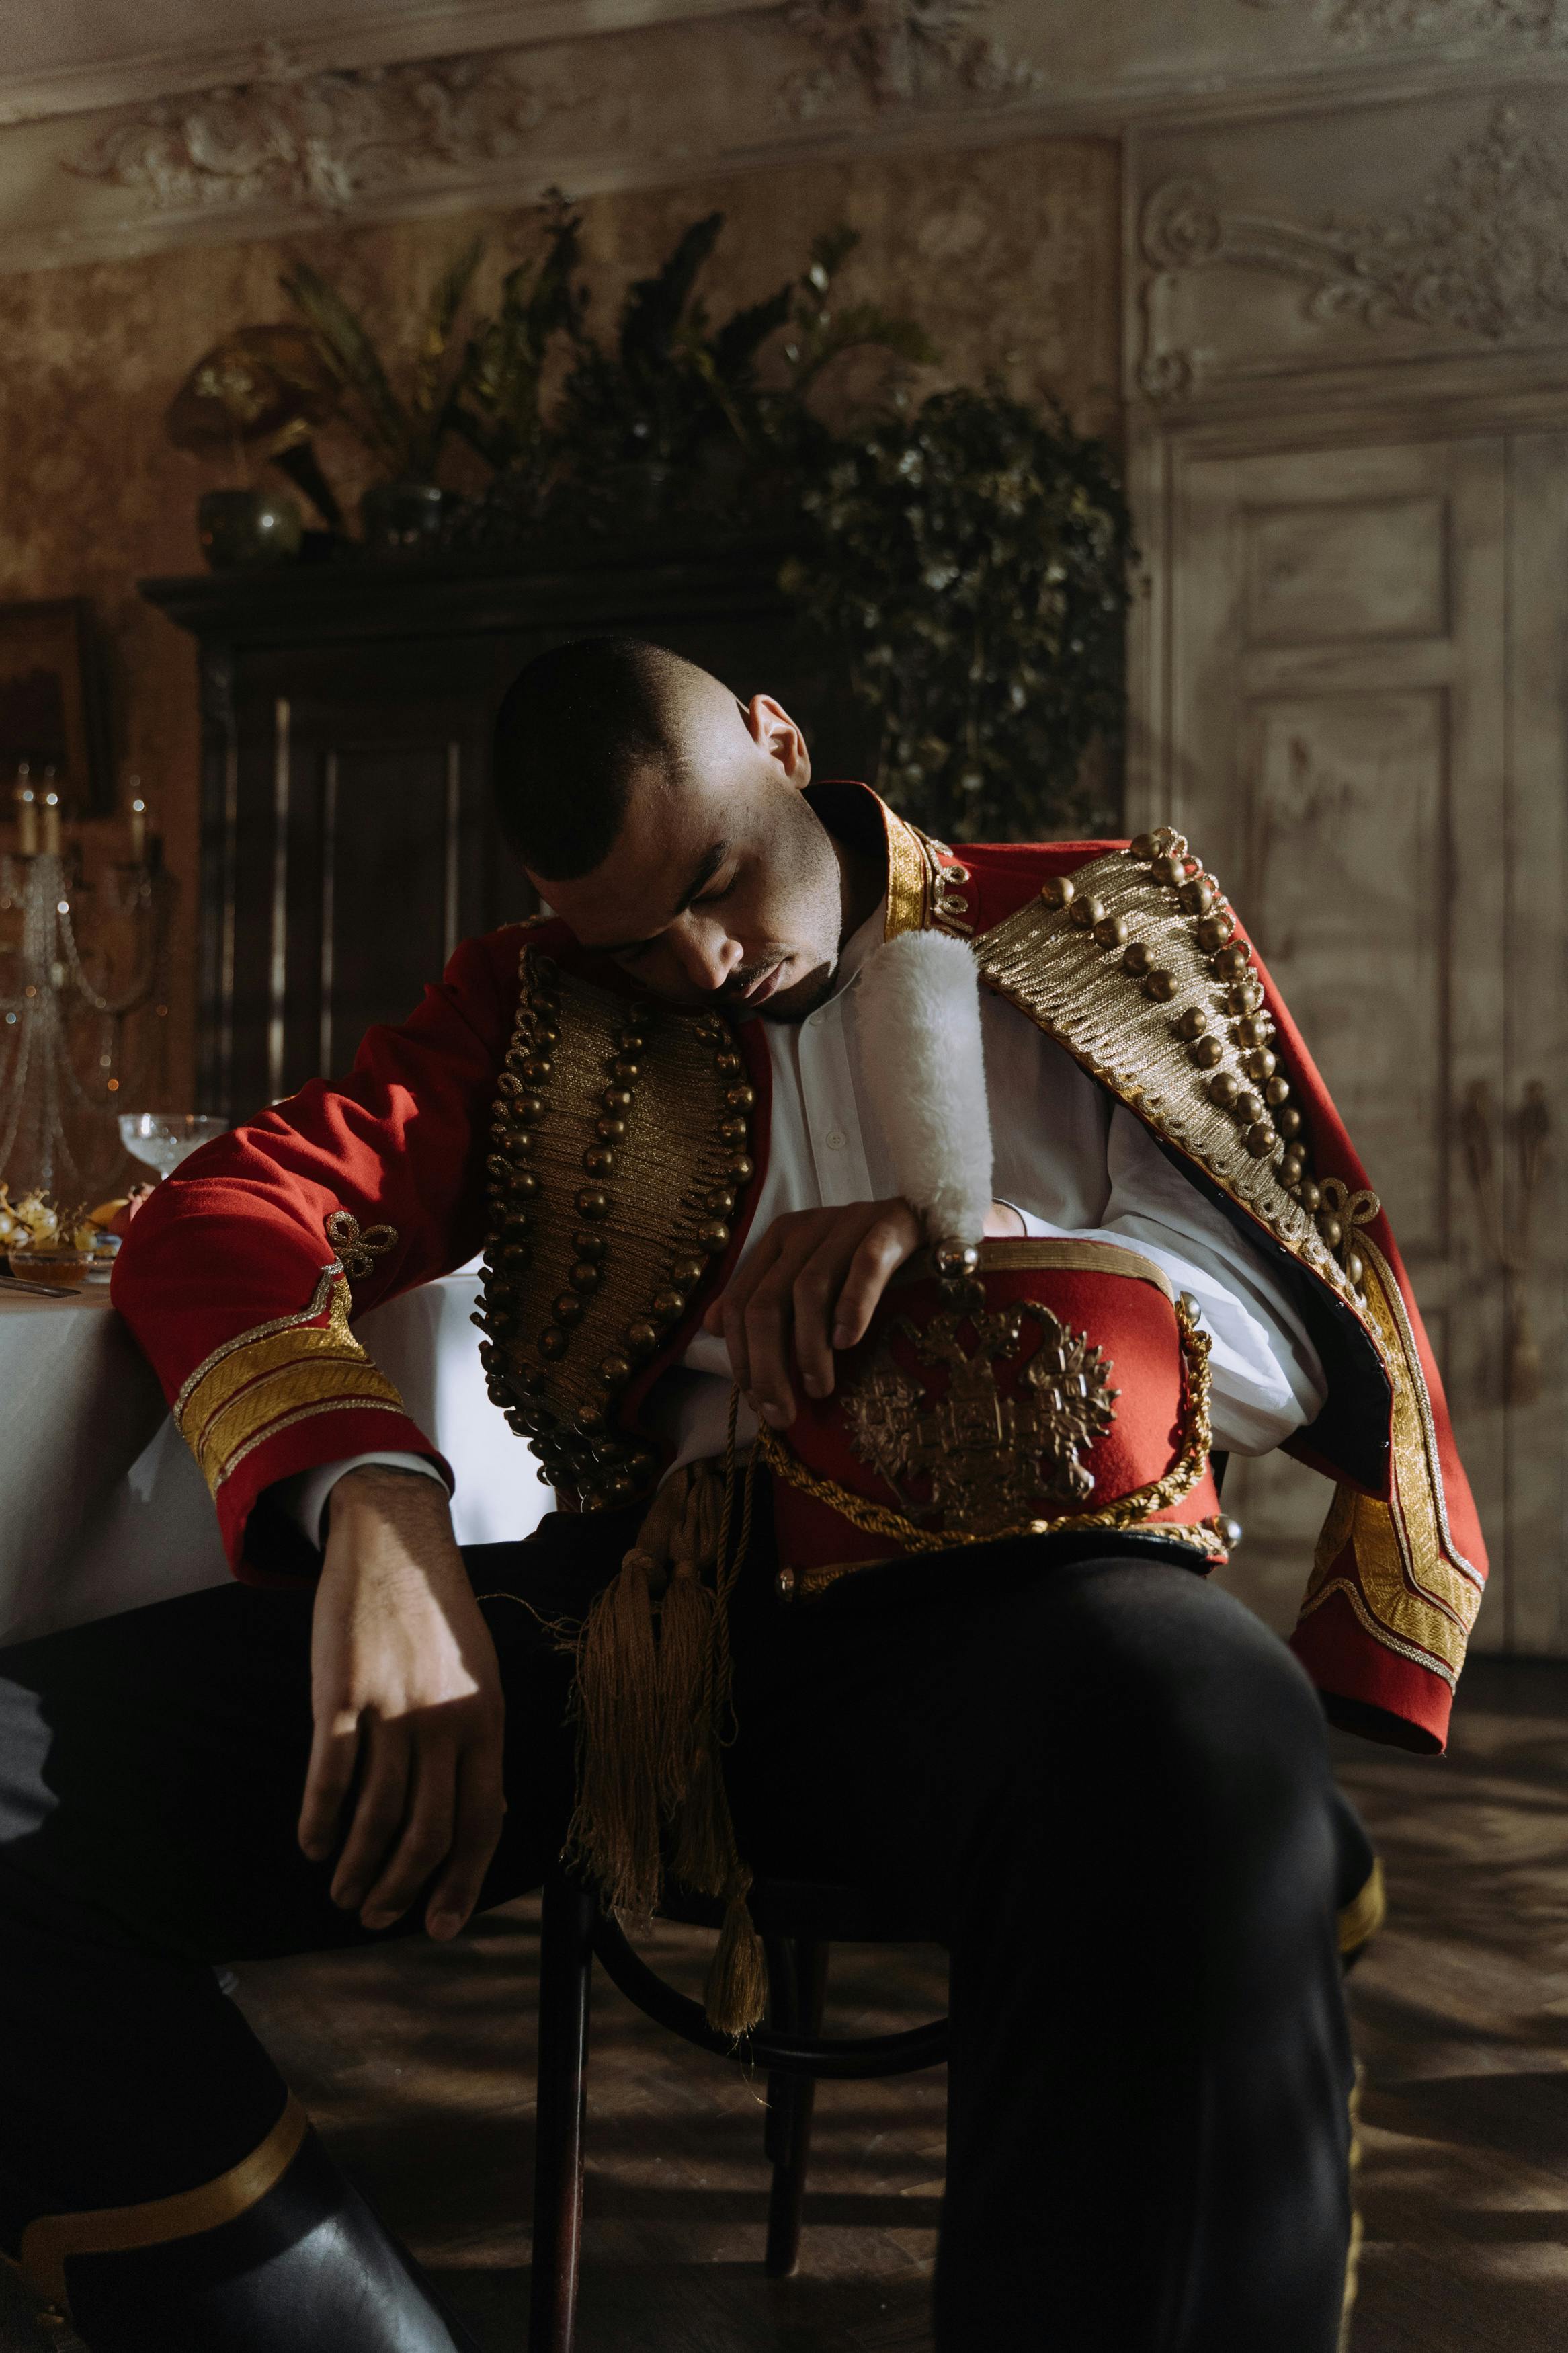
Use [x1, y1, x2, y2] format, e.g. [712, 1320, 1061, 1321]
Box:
[280, 900, 1325, 1541]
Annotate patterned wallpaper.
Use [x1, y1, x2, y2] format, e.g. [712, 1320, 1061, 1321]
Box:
[0, 131, 1120, 1107]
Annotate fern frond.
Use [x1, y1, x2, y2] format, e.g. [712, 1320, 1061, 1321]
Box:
[279, 262, 408, 467]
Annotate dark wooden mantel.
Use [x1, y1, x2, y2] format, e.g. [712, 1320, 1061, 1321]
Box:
[142, 541, 865, 1122]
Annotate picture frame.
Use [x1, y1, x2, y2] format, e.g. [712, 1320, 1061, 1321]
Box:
[0, 598, 113, 819]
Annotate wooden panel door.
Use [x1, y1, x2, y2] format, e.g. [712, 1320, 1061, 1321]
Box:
[1157, 436, 1541, 1648]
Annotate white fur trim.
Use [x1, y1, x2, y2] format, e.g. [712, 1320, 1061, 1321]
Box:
[855, 929, 994, 1246]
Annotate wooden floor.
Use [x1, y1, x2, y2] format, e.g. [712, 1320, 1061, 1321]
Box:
[3, 1655, 1566, 2351]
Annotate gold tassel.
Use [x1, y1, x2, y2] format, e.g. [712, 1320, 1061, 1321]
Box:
[655, 1558, 714, 1811]
[561, 1545, 663, 1919]
[705, 1871, 768, 2038]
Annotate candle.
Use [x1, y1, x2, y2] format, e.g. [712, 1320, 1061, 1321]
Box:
[129, 787, 147, 865]
[42, 791, 60, 858]
[14, 777, 37, 856]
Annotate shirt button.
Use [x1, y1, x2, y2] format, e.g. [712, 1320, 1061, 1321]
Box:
[825, 1131, 846, 1151]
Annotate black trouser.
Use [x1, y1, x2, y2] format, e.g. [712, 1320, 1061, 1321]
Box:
[0, 1499, 1363, 2350]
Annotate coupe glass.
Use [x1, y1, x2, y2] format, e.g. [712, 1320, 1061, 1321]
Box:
[118, 1111, 229, 1179]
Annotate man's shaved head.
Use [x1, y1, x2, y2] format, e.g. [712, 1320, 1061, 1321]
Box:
[493, 636, 737, 880]
[491, 633, 882, 1023]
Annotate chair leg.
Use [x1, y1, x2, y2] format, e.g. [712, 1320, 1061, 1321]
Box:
[764, 1940, 829, 2279]
[530, 1874, 597, 2353]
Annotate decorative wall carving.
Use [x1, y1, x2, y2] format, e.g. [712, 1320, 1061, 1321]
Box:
[780, 0, 1042, 116]
[1238, 0, 1568, 46]
[65, 40, 600, 214]
[1139, 104, 1568, 395]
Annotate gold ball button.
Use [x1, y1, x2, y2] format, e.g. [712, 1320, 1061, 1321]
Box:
[612, 1060, 640, 1082]
[1178, 878, 1216, 916]
[714, 1051, 741, 1074]
[576, 1188, 610, 1218]
[583, 1146, 615, 1176]
[1209, 1072, 1240, 1109]
[1177, 1006, 1208, 1040]
[1190, 1035, 1223, 1069]
[1213, 943, 1251, 980]
[1128, 831, 1160, 859]
[538, 1328, 567, 1360]
[1122, 942, 1153, 977]
[1235, 1088, 1264, 1121]
[728, 1155, 755, 1182]
[573, 1231, 607, 1261]
[1245, 1123, 1275, 1157]
[1069, 893, 1106, 929]
[1276, 1107, 1303, 1138]
[725, 1085, 756, 1111]
[596, 1116, 626, 1141]
[553, 1293, 583, 1325]
[1244, 1047, 1276, 1081]
[1151, 853, 1188, 887]
[1265, 1077, 1290, 1107]
[626, 1320, 659, 1353]
[602, 1086, 633, 1113]
[1345, 1251, 1365, 1287]
[1317, 1212, 1343, 1248]
[671, 1258, 706, 1288]
[1196, 914, 1235, 953]
[1143, 969, 1177, 1002]
[651, 1289, 686, 1321]
[1296, 1176, 1321, 1213]
[698, 1220, 731, 1252]
[1094, 914, 1128, 949]
[597, 1355, 632, 1388]
[1040, 874, 1076, 907]
[569, 1261, 602, 1292]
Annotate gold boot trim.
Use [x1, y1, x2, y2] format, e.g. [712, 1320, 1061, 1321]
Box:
[1337, 1857, 1387, 1960]
[19, 2093, 310, 2312]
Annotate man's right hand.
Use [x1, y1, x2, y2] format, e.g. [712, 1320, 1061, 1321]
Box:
[298, 1467, 506, 1941]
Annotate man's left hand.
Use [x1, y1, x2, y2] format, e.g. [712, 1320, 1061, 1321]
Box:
[702, 1197, 1025, 1429]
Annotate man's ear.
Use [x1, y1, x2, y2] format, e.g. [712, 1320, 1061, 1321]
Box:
[744, 693, 812, 789]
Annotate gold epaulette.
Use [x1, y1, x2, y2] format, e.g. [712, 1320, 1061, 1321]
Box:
[969, 835, 1358, 1304]
[174, 1264, 407, 1495]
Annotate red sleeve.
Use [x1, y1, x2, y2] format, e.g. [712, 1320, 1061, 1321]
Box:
[112, 929, 524, 1572]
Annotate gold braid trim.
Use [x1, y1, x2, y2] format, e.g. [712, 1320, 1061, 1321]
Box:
[19, 2096, 310, 2312]
[175, 1266, 407, 1496]
[475, 951, 754, 1512]
[761, 1294, 1215, 1556]
[1295, 1237, 1483, 1686]
[1337, 1858, 1387, 1959]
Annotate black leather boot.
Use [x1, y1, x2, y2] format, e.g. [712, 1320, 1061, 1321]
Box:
[24, 2109, 481, 2353]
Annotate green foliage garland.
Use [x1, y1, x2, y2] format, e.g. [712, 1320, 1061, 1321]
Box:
[785, 387, 1134, 842]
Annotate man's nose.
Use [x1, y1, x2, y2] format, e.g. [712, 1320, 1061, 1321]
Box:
[671, 922, 743, 994]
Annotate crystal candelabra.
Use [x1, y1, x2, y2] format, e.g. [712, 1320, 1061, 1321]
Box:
[0, 779, 173, 1199]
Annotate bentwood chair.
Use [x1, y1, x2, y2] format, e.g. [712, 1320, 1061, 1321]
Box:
[528, 1870, 952, 2353]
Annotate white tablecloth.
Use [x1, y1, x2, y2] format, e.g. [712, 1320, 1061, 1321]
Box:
[0, 1263, 550, 1648]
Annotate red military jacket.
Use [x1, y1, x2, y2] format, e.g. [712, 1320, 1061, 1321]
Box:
[114, 787, 1485, 1752]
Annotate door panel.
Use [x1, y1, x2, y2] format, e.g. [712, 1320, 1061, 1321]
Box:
[1165, 437, 1522, 1645]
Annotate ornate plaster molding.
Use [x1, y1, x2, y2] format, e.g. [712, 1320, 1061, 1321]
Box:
[1137, 104, 1568, 397]
[779, 0, 1042, 116]
[1237, 0, 1568, 46]
[64, 40, 606, 214]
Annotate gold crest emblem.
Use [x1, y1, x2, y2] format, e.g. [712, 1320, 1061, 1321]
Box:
[841, 1300, 1118, 1543]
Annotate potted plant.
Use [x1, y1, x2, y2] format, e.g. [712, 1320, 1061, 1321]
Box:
[279, 238, 486, 551]
[784, 385, 1135, 842]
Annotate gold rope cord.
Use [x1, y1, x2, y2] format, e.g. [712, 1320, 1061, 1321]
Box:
[759, 1294, 1214, 1554]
